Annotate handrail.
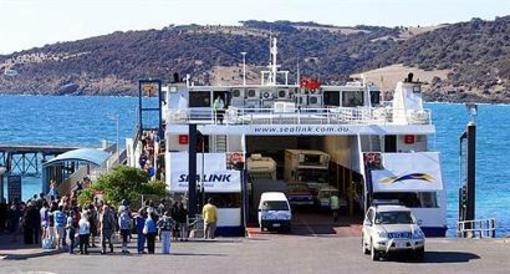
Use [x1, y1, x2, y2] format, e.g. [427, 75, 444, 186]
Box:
[457, 218, 496, 238]
[165, 106, 432, 126]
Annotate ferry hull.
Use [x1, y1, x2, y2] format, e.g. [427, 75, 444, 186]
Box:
[421, 226, 448, 237]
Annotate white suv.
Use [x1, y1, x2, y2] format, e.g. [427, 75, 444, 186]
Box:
[361, 205, 425, 261]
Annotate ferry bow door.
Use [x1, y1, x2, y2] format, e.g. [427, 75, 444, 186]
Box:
[368, 152, 447, 237]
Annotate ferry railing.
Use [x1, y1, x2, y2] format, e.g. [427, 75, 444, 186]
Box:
[166, 107, 431, 126]
[456, 218, 496, 238]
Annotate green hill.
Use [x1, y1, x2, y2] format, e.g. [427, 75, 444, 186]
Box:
[1, 18, 509, 102]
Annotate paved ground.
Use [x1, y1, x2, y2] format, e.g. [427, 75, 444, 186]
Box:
[247, 212, 362, 237]
[1, 233, 510, 274]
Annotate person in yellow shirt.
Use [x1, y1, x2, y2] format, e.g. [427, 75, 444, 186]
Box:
[202, 198, 218, 239]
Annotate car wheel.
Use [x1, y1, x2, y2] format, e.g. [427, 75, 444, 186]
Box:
[370, 239, 380, 261]
[361, 235, 369, 255]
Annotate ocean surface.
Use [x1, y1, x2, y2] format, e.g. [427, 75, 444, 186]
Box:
[0, 95, 509, 236]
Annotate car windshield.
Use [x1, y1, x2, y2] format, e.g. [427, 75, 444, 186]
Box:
[374, 211, 414, 225]
[288, 184, 310, 193]
[262, 201, 289, 211]
[296, 169, 328, 183]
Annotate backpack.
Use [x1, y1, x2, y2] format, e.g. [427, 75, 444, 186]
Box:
[55, 211, 66, 227]
[42, 237, 55, 250]
[119, 211, 131, 230]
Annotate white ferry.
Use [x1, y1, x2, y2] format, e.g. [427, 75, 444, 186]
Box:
[128, 37, 447, 237]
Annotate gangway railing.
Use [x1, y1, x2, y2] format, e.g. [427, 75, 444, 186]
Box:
[166, 107, 431, 126]
[457, 218, 496, 238]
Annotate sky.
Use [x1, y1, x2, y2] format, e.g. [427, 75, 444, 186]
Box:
[0, 0, 509, 54]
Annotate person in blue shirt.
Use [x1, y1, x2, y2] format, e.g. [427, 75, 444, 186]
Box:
[135, 209, 147, 254]
[118, 205, 132, 254]
[143, 212, 158, 254]
[54, 206, 67, 249]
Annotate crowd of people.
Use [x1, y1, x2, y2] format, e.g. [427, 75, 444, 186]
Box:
[0, 191, 216, 255]
[139, 131, 157, 177]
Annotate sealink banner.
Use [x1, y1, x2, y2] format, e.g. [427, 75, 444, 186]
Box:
[166, 152, 241, 193]
[370, 152, 443, 192]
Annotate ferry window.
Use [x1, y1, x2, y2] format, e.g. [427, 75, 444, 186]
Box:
[324, 91, 340, 106]
[189, 91, 211, 107]
[303, 154, 321, 165]
[342, 91, 364, 107]
[372, 192, 438, 208]
[370, 91, 381, 106]
[203, 193, 241, 208]
[418, 192, 438, 208]
[384, 135, 397, 153]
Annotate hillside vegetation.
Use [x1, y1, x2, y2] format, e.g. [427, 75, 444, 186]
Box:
[1, 18, 509, 102]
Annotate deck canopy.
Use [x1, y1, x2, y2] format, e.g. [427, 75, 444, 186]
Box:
[42, 148, 110, 194]
[43, 148, 109, 168]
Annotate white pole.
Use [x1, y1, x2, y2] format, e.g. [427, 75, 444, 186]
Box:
[241, 52, 247, 86]
[116, 113, 120, 160]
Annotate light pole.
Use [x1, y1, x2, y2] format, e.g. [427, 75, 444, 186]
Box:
[241, 52, 247, 86]
[108, 114, 120, 155]
[116, 113, 120, 158]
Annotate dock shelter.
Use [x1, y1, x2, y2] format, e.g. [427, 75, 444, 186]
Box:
[42, 148, 110, 194]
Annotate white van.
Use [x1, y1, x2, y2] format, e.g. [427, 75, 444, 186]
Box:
[258, 192, 292, 232]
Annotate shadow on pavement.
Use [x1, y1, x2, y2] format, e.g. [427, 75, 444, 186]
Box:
[386, 251, 480, 264]
[422, 251, 480, 263]
[170, 252, 227, 257]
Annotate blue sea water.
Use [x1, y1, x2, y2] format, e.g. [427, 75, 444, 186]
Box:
[0, 95, 509, 236]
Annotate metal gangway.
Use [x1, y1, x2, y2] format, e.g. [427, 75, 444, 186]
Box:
[0, 144, 79, 176]
[457, 218, 496, 238]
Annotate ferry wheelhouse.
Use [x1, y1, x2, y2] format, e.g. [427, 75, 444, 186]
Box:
[129, 38, 447, 237]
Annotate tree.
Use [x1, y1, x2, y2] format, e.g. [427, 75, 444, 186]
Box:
[78, 165, 167, 209]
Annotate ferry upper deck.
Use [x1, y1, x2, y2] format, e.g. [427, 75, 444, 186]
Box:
[163, 77, 435, 137]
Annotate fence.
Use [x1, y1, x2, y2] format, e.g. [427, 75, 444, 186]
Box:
[457, 218, 496, 238]
[166, 106, 431, 126]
